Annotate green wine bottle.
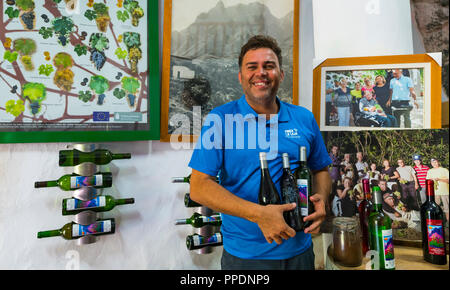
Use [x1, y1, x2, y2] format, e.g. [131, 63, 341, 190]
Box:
[35, 172, 112, 191]
[59, 149, 131, 167]
[37, 219, 115, 240]
[368, 186, 395, 270]
[186, 233, 223, 250]
[175, 212, 222, 228]
[293, 146, 314, 228]
[172, 174, 219, 184]
[62, 195, 135, 215]
[184, 193, 202, 208]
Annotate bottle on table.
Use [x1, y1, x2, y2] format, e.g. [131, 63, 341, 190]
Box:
[368, 186, 395, 270]
[258, 152, 281, 205]
[358, 178, 373, 255]
[37, 219, 115, 240]
[420, 179, 447, 265]
[175, 212, 222, 228]
[62, 195, 135, 215]
[59, 149, 131, 167]
[280, 153, 303, 232]
[35, 172, 112, 191]
[293, 146, 314, 229]
[186, 232, 223, 250]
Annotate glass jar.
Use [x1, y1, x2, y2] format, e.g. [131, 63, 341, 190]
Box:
[332, 217, 363, 267]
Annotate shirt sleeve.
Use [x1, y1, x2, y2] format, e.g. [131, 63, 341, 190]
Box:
[188, 110, 224, 177]
[407, 77, 414, 89]
[307, 114, 332, 171]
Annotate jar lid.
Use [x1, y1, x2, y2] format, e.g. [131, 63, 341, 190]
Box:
[332, 217, 358, 231]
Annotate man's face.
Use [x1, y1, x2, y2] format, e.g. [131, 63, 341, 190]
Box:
[239, 48, 284, 104]
[331, 146, 338, 155]
[384, 196, 395, 207]
[431, 159, 440, 168]
[379, 181, 387, 191]
[414, 159, 422, 167]
[397, 160, 405, 167]
[393, 69, 402, 79]
[356, 152, 363, 161]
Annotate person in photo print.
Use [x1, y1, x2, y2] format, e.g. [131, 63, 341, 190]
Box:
[188, 35, 332, 270]
[412, 154, 429, 205]
[327, 78, 353, 127]
[388, 69, 418, 128]
[426, 158, 449, 223]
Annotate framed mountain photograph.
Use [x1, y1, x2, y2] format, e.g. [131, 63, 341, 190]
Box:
[161, 0, 300, 142]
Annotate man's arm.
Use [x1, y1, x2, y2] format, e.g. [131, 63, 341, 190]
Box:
[387, 89, 393, 107]
[190, 169, 297, 245]
[303, 167, 332, 234]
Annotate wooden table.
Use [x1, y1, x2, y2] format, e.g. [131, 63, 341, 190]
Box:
[326, 245, 449, 270]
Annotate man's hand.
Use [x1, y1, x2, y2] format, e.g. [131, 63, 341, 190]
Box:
[254, 203, 297, 245]
[303, 194, 326, 234]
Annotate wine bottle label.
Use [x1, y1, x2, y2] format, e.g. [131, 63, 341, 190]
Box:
[70, 174, 103, 189]
[426, 219, 446, 256]
[381, 229, 395, 269]
[66, 196, 107, 211]
[193, 233, 222, 246]
[72, 220, 112, 237]
[202, 215, 221, 224]
[297, 179, 309, 216]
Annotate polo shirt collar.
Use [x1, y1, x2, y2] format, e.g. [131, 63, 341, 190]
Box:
[237, 95, 291, 123]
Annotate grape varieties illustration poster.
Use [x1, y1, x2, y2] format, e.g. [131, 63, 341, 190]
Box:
[0, 0, 160, 143]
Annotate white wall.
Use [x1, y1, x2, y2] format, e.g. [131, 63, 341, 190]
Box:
[0, 0, 420, 269]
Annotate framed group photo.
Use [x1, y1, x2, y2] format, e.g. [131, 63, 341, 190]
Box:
[313, 54, 442, 131]
[161, 0, 300, 142]
[0, 0, 160, 143]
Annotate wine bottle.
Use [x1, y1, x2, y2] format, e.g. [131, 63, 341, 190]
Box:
[368, 186, 395, 270]
[258, 152, 281, 205]
[62, 195, 135, 215]
[59, 149, 131, 167]
[175, 212, 222, 228]
[172, 174, 219, 184]
[358, 178, 373, 255]
[293, 147, 314, 228]
[186, 233, 223, 250]
[35, 172, 112, 191]
[184, 193, 202, 208]
[281, 153, 303, 232]
[420, 179, 447, 265]
[37, 219, 115, 240]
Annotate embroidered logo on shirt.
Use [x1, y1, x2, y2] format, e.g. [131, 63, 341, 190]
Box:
[285, 129, 300, 139]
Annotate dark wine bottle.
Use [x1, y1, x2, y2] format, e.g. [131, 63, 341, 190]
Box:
[59, 149, 131, 167]
[293, 146, 314, 228]
[281, 153, 303, 232]
[368, 186, 395, 270]
[186, 233, 223, 250]
[35, 172, 112, 191]
[184, 193, 202, 208]
[258, 152, 281, 205]
[175, 212, 222, 228]
[420, 179, 447, 265]
[37, 219, 115, 240]
[358, 178, 373, 255]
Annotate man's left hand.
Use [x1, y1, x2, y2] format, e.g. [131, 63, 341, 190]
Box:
[303, 193, 326, 234]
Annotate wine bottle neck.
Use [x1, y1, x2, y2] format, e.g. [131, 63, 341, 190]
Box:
[116, 198, 135, 205]
[37, 229, 61, 238]
[35, 180, 58, 188]
[175, 219, 188, 225]
[171, 177, 189, 183]
[111, 153, 131, 160]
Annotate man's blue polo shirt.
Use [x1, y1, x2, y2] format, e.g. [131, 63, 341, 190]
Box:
[188, 95, 331, 260]
[390, 75, 414, 101]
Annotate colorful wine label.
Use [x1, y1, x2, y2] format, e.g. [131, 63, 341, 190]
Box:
[297, 179, 308, 216]
[192, 233, 222, 246]
[72, 220, 112, 237]
[382, 229, 395, 269]
[426, 219, 445, 256]
[66, 196, 106, 211]
[201, 215, 221, 224]
[70, 174, 103, 189]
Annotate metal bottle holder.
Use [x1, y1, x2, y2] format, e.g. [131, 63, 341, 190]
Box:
[70, 144, 103, 246]
[195, 206, 214, 255]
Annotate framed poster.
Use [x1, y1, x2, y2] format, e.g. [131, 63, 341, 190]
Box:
[313, 54, 442, 131]
[161, 0, 299, 142]
[0, 0, 160, 143]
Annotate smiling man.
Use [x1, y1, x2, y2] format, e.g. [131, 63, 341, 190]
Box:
[188, 35, 332, 270]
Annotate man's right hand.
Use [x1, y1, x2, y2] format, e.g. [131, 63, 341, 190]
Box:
[254, 203, 297, 245]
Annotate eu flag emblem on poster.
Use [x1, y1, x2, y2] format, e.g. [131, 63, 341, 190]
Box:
[93, 112, 110, 122]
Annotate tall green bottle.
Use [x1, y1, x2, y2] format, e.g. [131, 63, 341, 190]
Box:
[62, 195, 135, 215]
[37, 219, 115, 240]
[184, 193, 202, 208]
[35, 172, 112, 191]
[172, 174, 219, 184]
[175, 212, 222, 228]
[368, 186, 395, 270]
[186, 233, 223, 250]
[293, 146, 314, 228]
[59, 149, 131, 167]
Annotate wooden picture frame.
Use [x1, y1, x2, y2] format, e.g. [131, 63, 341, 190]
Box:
[161, 0, 300, 142]
[313, 54, 442, 131]
[0, 0, 160, 143]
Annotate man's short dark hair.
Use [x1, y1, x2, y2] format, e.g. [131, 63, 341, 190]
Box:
[239, 35, 283, 69]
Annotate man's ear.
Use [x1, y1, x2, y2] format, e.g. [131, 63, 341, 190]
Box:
[280, 69, 285, 83]
[238, 70, 242, 85]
